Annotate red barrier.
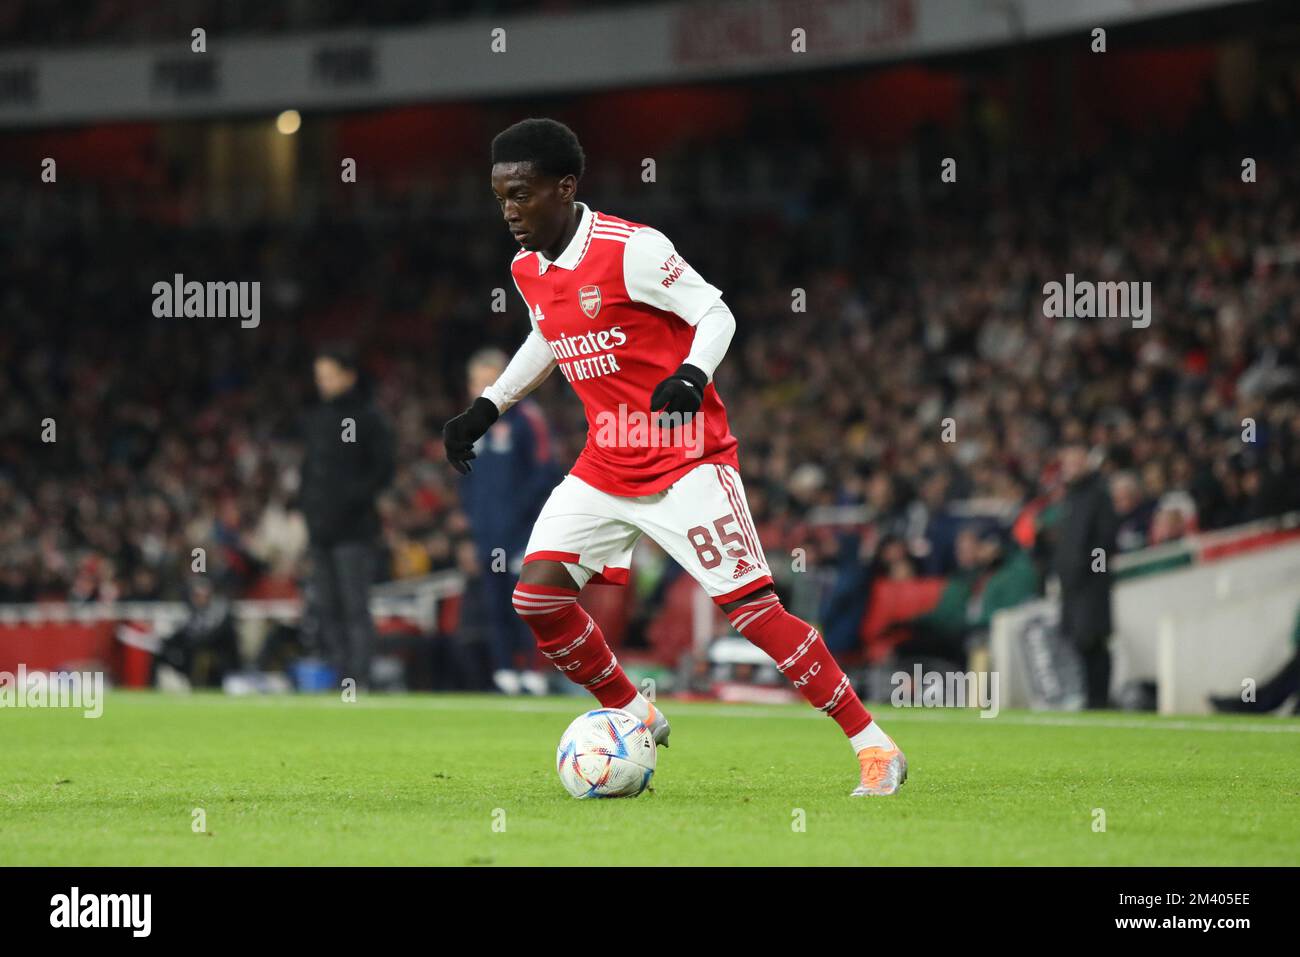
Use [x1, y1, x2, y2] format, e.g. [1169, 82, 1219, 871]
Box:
[114, 640, 155, 688]
[0, 622, 116, 673]
[1200, 526, 1300, 563]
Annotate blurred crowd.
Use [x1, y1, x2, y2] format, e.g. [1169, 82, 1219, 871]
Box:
[1, 79, 1298, 636]
[0, 0, 650, 48]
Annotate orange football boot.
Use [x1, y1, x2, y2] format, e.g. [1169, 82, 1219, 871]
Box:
[852, 737, 907, 796]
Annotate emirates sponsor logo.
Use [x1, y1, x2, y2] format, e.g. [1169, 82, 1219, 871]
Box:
[549, 326, 627, 383]
[547, 326, 626, 361]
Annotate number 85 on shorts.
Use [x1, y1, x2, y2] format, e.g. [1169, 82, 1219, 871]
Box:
[522, 463, 773, 604]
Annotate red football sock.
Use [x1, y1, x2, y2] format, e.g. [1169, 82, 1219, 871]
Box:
[512, 582, 637, 708]
[726, 591, 872, 737]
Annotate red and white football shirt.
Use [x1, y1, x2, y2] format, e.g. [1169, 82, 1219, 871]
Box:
[510, 203, 739, 496]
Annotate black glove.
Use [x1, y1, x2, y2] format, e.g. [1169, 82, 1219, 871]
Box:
[649, 363, 708, 424]
[442, 397, 499, 474]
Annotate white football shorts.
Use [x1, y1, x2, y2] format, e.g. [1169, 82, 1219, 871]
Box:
[523, 462, 773, 605]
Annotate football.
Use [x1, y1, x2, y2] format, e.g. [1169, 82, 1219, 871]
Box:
[556, 708, 657, 799]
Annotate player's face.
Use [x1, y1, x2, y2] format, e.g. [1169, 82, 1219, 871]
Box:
[490, 162, 575, 252]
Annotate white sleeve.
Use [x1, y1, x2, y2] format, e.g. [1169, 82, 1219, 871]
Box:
[623, 227, 723, 326]
[682, 298, 736, 383]
[480, 265, 558, 413]
[480, 327, 556, 415]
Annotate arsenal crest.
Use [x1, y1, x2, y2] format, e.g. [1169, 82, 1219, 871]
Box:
[578, 284, 601, 319]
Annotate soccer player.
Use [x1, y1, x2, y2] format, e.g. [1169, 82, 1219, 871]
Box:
[443, 118, 906, 795]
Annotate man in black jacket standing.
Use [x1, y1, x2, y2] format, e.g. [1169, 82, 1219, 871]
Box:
[1052, 440, 1120, 709]
[299, 343, 395, 692]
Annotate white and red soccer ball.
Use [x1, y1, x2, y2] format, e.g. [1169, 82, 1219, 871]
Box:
[556, 708, 656, 799]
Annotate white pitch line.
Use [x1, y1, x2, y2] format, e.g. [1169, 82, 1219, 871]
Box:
[106, 691, 1300, 733]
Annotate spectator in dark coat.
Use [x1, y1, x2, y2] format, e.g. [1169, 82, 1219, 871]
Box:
[820, 472, 913, 654]
[458, 348, 560, 695]
[1110, 471, 1155, 553]
[299, 342, 396, 691]
[155, 579, 241, 688]
[1051, 442, 1119, 709]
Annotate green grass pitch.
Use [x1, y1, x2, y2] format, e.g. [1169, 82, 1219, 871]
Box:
[3, 691, 1298, 866]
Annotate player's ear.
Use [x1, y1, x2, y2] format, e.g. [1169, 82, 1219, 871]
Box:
[556, 174, 577, 203]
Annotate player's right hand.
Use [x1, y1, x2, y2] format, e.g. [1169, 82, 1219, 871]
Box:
[442, 396, 500, 474]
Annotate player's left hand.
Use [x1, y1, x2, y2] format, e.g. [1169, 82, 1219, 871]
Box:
[649, 363, 707, 424]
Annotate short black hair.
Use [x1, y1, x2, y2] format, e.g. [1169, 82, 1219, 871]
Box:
[315, 340, 359, 372]
[491, 118, 585, 181]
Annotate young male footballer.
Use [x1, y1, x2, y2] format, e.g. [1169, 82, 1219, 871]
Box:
[443, 118, 906, 795]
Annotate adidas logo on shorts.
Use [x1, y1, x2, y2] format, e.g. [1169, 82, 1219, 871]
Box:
[732, 558, 757, 580]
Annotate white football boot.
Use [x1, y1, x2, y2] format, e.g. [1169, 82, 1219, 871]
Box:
[643, 700, 671, 747]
